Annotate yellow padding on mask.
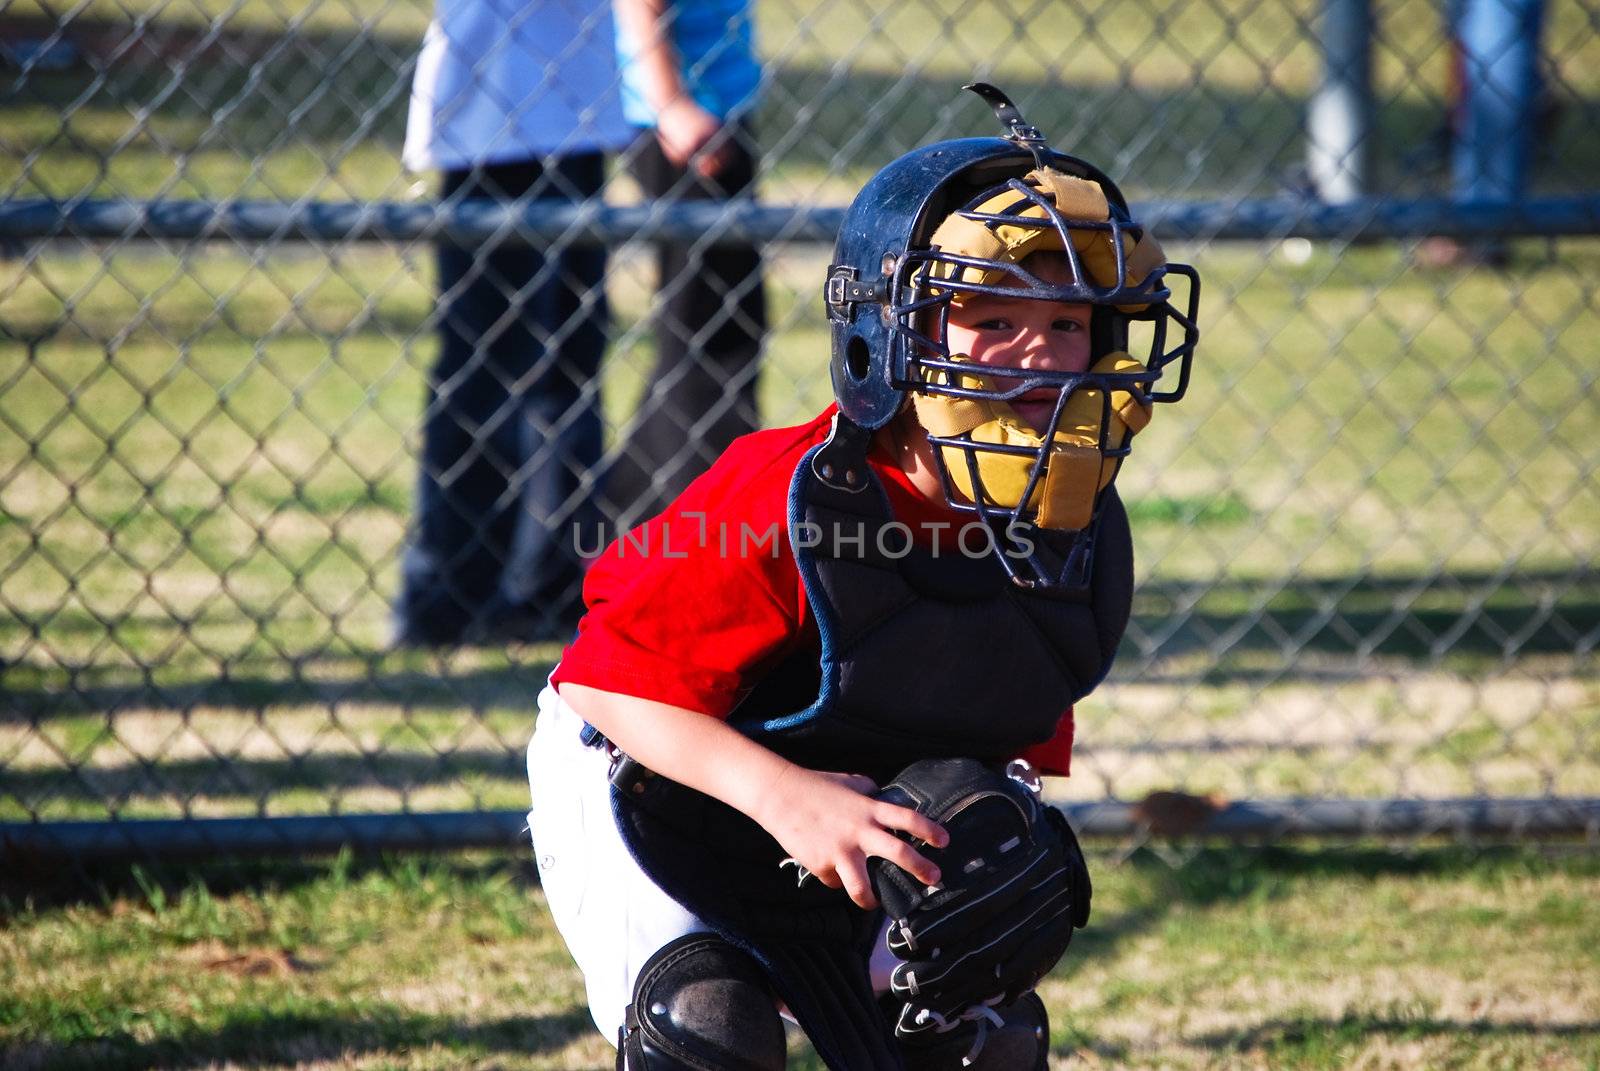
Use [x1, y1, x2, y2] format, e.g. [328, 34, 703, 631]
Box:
[948, 423, 1104, 532]
[1036, 446, 1104, 530]
[927, 169, 1161, 312]
[1124, 229, 1166, 295]
[1030, 170, 1115, 222]
[908, 356, 1002, 437]
[1056, 352, 1154, 440]
[911, 391, 994, 437]
[917, 352, 1154, 531]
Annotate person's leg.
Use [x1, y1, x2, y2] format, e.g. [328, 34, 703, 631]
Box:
[605, 125, 766, 530]
[492, 152, 610, 639]
[527, 686, 710, 1043]
[1449, 0, 1546, 263]
[1454, 0, 1544, 202]
[530, 688, 790, 1068]
[396, 160, 550, 644]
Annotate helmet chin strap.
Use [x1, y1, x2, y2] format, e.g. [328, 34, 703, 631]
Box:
[912, 352, 1153, 531]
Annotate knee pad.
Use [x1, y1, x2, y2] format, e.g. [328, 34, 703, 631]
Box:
[894, 991, 1051, 1071]
[617, 933, 786, 1071]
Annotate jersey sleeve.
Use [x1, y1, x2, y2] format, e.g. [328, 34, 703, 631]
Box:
[1016, 708, 1075, 777]
[550, 422, 823, 717]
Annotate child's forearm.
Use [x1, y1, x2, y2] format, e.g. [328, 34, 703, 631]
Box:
[612, 0, 685, 118]
[611, 0, 729, 174]
[557, 682, 794, 824]
[557, 682, 947, 908]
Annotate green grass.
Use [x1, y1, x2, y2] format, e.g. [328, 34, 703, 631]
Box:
[2, 846, 1597, 1069]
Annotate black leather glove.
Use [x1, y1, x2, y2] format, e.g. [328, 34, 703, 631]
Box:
[868, 758, 1091, 1031]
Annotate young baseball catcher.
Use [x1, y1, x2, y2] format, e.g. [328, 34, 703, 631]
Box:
[527, 82, 1201, 1069]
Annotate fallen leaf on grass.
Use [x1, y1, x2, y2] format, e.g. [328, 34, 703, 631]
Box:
[185, 939, 320, 977]
[204, 948, 316, 977]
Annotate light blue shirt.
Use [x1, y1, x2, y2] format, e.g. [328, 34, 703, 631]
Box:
[616, 0, 761, 127]
[405, 0, 632, 170]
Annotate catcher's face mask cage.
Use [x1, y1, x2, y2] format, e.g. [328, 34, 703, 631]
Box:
[892, 175, 1200, 589]
[824, 84, 1201, 591]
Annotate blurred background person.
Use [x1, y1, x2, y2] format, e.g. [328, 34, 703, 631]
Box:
[1420, 0, 1549, 267]
[394, 0, 632, 647]
[604, 0, 768, 530]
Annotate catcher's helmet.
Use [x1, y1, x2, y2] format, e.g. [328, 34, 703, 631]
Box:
[824, 83, 1200, 589]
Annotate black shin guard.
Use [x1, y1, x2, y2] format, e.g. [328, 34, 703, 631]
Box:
[617, 933, 786, 1071]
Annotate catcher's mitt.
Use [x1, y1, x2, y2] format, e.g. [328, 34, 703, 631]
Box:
[868, 757, 1091, 1034]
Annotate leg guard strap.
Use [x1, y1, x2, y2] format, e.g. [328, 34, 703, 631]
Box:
[894, 991, 1050, 1071]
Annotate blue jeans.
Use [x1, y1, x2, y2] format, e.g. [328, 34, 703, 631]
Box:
[1453, 0, 1546, 202]
[397, 154, 607, 643]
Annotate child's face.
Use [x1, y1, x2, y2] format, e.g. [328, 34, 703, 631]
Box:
[943, 283, 1093, 434]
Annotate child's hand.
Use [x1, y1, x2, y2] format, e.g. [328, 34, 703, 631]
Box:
[754, 766, 949, 910]
[655, 97, 733, 177]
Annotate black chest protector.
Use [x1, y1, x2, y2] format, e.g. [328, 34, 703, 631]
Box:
[609, 423, 1133, 1069]
[733, 433, 1133, 784]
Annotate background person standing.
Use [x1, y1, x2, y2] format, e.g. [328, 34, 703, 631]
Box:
[394, 0, 633, 646]
[604, 0, 768, 531]
[1420, 0, 1549, 267]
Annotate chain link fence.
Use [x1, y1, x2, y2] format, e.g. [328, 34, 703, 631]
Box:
[2, 0, 1597, 859]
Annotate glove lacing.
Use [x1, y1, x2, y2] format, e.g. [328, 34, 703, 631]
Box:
[910, 997, 1007, 1067]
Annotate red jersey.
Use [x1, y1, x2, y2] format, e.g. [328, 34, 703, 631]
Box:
[551, 406, 1076, 775]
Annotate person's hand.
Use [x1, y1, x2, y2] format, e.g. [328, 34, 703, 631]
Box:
[654, 96, 734, 177]
[752, 765, 948, 910]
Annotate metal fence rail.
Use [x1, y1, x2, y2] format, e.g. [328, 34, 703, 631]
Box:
[2, 0, 1597, 861]
[4, 195, 1600, 245]
[7, 797, 1600, 865]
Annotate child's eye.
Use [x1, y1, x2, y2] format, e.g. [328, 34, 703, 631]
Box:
[1053, 318, 1086, 332]
[974, 318, 1012, 331]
